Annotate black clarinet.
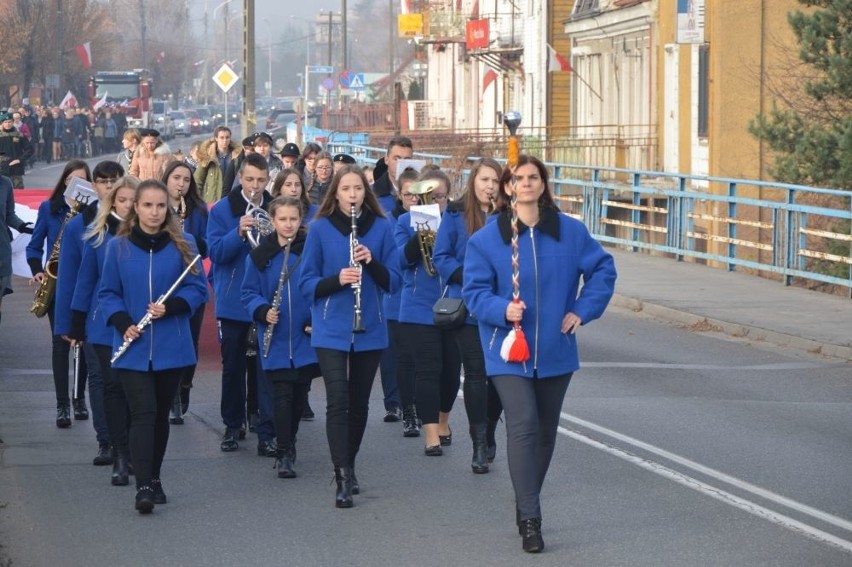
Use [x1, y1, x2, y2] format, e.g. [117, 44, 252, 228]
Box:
[350, 205, 366, 333]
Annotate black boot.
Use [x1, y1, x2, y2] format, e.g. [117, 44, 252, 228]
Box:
[520, 518, 544, 553]
[333, 467, 353, 508]
[402, 405, 421, 437]
[486, 418, 499, 462]
[112, 450, 130, 486]
[169, 393, 184, 425]
[275, 446, 296, 479]
[350, 464, 360, 495]
[73, 398, 89, 420]
[93, 442, 113, 466]
[56, 403, 71, 428]
[470, 424, 489, 474]
[135, 485, 155, 514]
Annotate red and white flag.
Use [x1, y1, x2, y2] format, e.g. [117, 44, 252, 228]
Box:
[75, 42, 92, 69]
[482, 69, 498, 96]
[59, 90, 77, 109]
[400, 0, 412, 14]
[93, 91, 109, 110]
[156, 51, 166, 64]
[547, 43, 572, 73]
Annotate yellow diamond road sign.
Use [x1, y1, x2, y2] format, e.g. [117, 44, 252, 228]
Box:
[213, 63, 238, 92]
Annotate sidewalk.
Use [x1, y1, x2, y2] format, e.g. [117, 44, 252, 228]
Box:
[607, 248, 852, 361]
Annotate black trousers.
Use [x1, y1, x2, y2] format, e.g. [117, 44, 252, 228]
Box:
[315, 348, 381, 468]
[266, 368, 309, 451]
[452, 324, 503, 426]
[180, 304, 205, 389]
[93, 344, 130, 454]
[118, 367, 184, 488]
[389, 320, 416, 408]
[491, 373, 573, 522]
[400, 322, 461, 425]
[47, 303, 87, 405]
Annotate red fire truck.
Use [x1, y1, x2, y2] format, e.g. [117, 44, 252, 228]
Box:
[88, 70, 153, 128]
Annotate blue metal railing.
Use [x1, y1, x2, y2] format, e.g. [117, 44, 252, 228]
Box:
[327, 142, 852, 293]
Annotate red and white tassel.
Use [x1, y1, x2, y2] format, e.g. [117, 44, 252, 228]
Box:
[500, 325, 530, 363]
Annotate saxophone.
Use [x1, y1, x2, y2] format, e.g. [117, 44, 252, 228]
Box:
[30, 202, 84, 317]
[350, 205, 366, 333]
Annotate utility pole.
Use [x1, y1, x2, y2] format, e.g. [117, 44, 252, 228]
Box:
[342, 0, 348, 70]
[242, 0, 255, 137]
[203, 2, 209, 105]
[57, 0, 63, 100]
[139, 0, 147, 70]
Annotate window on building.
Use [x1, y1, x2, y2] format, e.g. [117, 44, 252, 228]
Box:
[698, 44, 709, 139]
[572, 0, 600, 18]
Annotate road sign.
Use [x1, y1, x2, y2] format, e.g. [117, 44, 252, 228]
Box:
[338, 71, 366, 91]
[212, 63, 238, 92]
[320, 77, 335, 91]
[309, 65, 334, 74]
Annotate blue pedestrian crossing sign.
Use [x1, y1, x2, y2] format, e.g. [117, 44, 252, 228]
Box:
[339, 70, 366, 91]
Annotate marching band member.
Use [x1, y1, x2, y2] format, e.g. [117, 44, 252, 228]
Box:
[463, 155, 616, 552]
[394, 169, 459, 456]
[69, 175, 139, 485]
[433, 158, 506, 473]
[241, 196, 318, 479]
[298, 164, 400, 508]
[207, 153, 273, 453]
[270, 167, 317, 222]
[26, 160, 91, 429]
[98, 179, 208, 514]
[161, 160, 209, 423]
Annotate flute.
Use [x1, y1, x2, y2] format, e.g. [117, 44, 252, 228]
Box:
[262, 238, 292, 358]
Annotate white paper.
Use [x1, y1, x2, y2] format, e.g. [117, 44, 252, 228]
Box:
[409, 203, 441, 232]
[396, 158, 427, 175]
[63, 177, 98, 206]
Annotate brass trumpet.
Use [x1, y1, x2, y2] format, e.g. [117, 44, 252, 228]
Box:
[408, 179, 441, 277]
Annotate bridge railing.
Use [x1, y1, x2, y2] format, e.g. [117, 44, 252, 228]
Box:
[331, 143, 852, 294]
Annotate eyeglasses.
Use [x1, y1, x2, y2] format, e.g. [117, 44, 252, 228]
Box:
[316, 166, 332, 171]
[432, 193, 448, 201]
[94, 178, 118, 185]
[400, 192, 418, 200]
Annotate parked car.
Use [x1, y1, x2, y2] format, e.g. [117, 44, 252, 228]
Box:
[170, 111, 189, 137]
[152, 100, 175, 140]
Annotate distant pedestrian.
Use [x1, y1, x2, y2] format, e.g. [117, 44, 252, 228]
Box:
[0, 112, 35, 188]
[1, 174, 33, 326]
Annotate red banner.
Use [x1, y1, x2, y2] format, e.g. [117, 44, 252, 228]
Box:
[466, 19, 489, 50]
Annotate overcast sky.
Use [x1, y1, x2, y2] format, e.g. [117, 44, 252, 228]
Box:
[186, 0, 341, 27]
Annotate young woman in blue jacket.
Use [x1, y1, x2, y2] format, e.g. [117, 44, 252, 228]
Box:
[25, 160, 91, 428]
[68, 175, 139, 486]
[432, 157, 505, 473]
[298, 164, 401, 508]
[98, 179, 209, 514]
[161, 160, 209, 423]
[241, 197, 319, 479]
[394, 169, 460, 456]
[463, 155, 616, 553]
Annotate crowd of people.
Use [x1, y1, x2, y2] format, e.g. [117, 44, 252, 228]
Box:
[9, 125, 617, 553]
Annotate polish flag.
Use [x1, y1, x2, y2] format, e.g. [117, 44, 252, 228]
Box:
[75, 42, 92, 69]
[59, 90, 77, 109]
[93, 91, 109, 110]
[482, 69, 498, 96]
[547, 44, 572, 73]
[400, 0, 412, 14]
[156, 51, 166, 64]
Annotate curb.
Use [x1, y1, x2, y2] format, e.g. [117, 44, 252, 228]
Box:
[611, 294, 852, 362]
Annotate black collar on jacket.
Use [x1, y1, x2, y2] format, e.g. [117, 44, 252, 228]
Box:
[250, 228, 307, 269]
[372, 171, 393, 198]
[226, 186, 271, 218]
[446, 200, 465, 213]
[128, 225, 172, 252]
[391, 199, 406, 219]
[106, 213, 121, 235]
[496, 206, 561, 244]
[50, 196, 70, 214]
[327, 206, 378, 237]
[81, 202, 98, 225]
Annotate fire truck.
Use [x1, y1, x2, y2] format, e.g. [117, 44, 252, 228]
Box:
[88, 70, 153, 128]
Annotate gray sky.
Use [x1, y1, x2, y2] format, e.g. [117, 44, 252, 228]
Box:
[186, 0, 341, 26]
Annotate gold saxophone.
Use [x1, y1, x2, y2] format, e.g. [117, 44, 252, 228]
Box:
[30, 202, 84, 318]
[408, 179, 441, 277]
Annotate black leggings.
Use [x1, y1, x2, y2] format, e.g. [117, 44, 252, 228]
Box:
[180, 304, 205, 389]
[118, 367, 184, 487]
[266, 369, 309, 451]
[491, 373, 572, 522]
[315, 348, 381, 468]
[401, 323, 461, 425]
[93, 344, 130, 454]
[47, 304, 87, 405]
[389, 320, 415, 408]
[452, 324, 503, 426]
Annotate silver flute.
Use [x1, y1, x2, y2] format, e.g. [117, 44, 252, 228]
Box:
[263, 238, 292, 358]
[350, 205, 366, 333]
[111, 255, 202, 363]
[72, 344, 81, 402]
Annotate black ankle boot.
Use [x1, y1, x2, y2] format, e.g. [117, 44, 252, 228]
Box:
[333, 467, 353, 508]
[112, 451, 130, 486]
[135, 485, 155, 514]
[520, 518, 544, 553]
[276, 446, 296, 479]
[486, 418, 499, 462]
[470, 424, 489, 474]
[56, 404, 71, 428]
[350, 465, 360, 495]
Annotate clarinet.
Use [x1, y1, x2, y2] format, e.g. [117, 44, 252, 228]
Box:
[262, 238, 292, 358]
[350, 205, 366, 333]
[178, 193, 186, 232]
[111, 255, 202, 363]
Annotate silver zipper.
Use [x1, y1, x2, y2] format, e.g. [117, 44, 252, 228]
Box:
[413, 266, 418, 294]
[488, 327, 499, 350]
[530, 228, 540, 371]
[225, 267, 237, 295]
[322, 296, 331, 320]
[148, 250, 154, 362]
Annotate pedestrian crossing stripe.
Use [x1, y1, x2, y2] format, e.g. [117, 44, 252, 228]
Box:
[349, 74, 364, 89]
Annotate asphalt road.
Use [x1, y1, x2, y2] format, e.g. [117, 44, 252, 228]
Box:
[1, 279, 850, 566]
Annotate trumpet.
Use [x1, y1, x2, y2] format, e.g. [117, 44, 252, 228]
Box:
[408, 179, 441, 277]
[245, 192, 274, 249]
[350, 205, 365, 333]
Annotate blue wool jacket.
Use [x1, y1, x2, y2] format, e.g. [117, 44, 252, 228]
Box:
[181, 205, 209, 258]
[241, 230, 316, 371]
[25, 198, 70, 276]
[432, 202, 481, 326]
[54, 204, 98, 336]
[299, 207, 400, 352]
[463, 208, 616, 379]
[395, 211, 444, 325]
[98, 228, 208, 371]
[70, 215, 121, 346]
[207, 188, 271, 321]
[382, 200, 407, 321]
